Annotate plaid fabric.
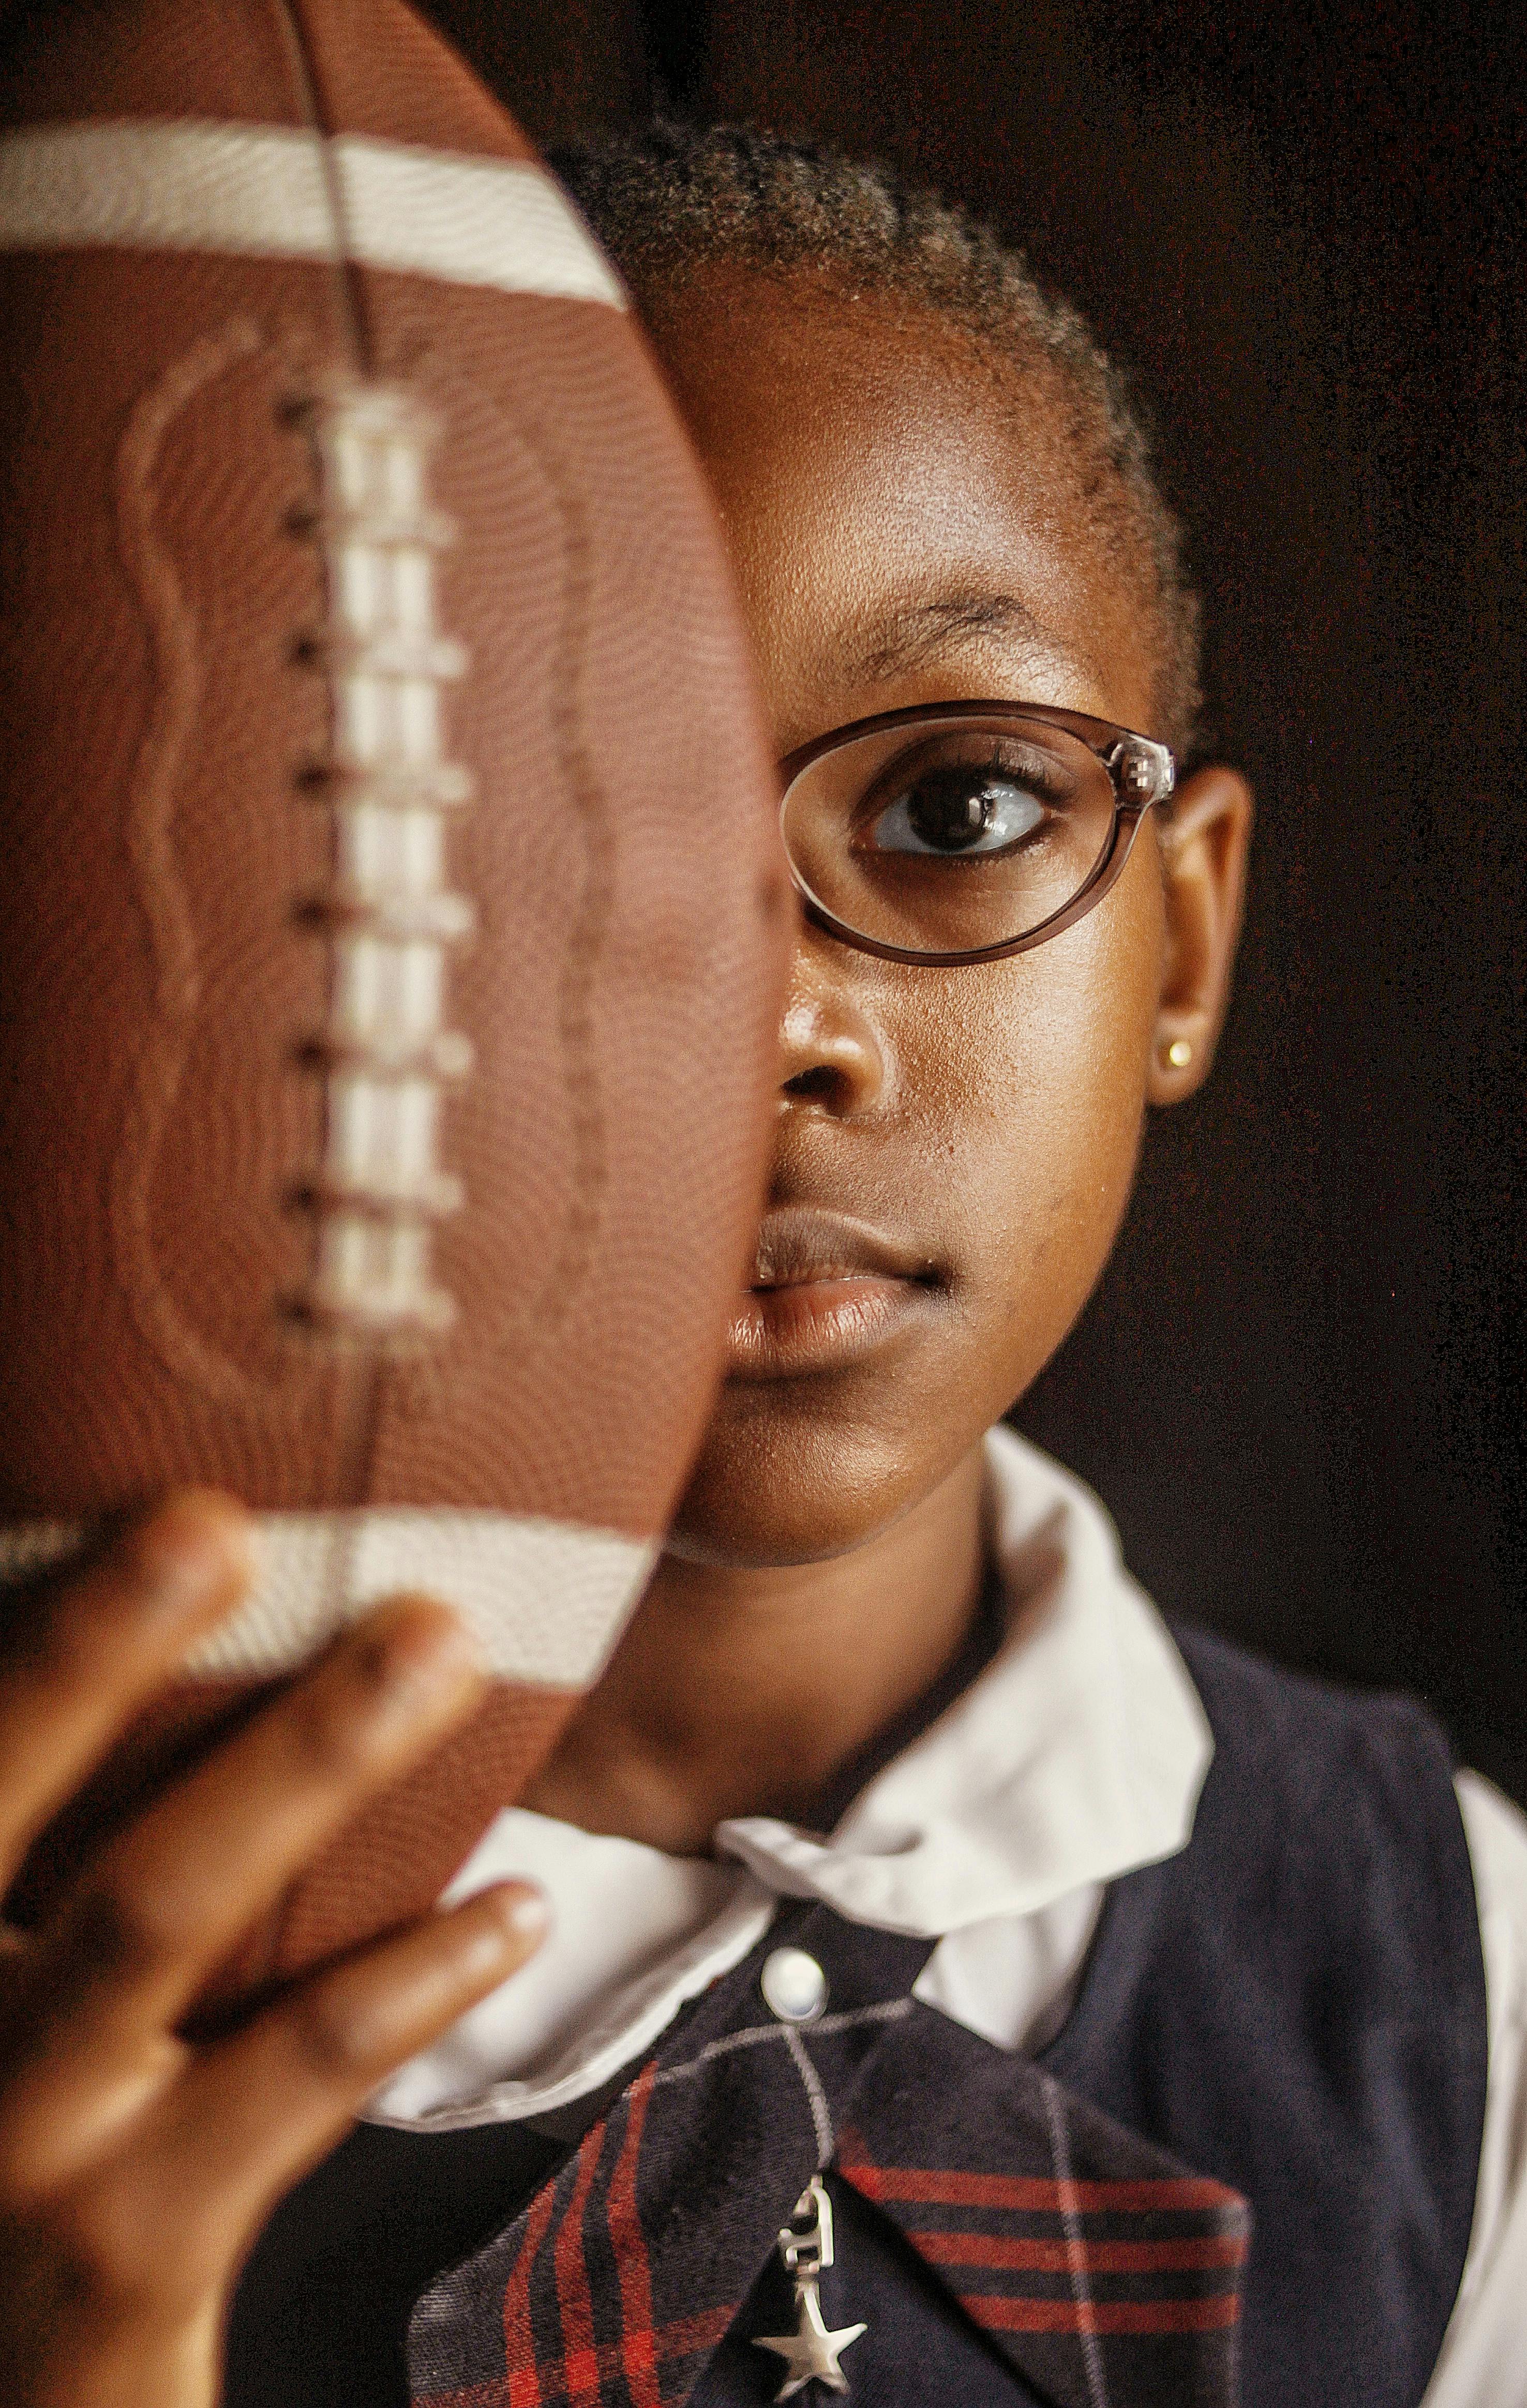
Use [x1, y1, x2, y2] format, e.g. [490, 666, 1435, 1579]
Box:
[408, 1903, 1247, 2408]
[409, 1904, 930, 2406]
[840, 2001, 1249, 2408]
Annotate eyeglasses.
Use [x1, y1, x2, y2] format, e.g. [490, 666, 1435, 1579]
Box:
[777, 702, 1175, 967]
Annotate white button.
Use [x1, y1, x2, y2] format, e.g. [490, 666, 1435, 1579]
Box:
[761, 1946, 828, 2024]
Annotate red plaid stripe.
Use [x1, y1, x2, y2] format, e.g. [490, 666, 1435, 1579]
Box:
[974, 2296, 1242, 2335]
[604, 2066, 660, 2406]
[456, 2070, 738, 2408]
[840, 2161, 1239, 2213]
[912, 2231, 1249, 2273]
[502, 2167, 564, 2407]
[418, 2310, 736, 2408]
[839, 2124, 1248, 2352]
[551, 2111, 605, 2404]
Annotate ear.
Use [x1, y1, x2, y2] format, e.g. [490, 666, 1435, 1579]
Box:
[1146, 763, 1254, 1105]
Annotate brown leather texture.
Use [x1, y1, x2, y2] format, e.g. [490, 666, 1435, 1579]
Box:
[0, 0, 790, 1974]
[1, 0, 789, 1533]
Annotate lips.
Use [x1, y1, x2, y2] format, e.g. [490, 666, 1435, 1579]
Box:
[726, 1207, 943, 1379]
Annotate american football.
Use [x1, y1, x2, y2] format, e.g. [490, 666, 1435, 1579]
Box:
[0, 0, 789, 1978]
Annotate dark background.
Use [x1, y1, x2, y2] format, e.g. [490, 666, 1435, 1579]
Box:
[426, 0, 1526, 1803]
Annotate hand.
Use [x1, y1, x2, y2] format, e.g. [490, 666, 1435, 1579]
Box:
[0, 1493, 547, 2408]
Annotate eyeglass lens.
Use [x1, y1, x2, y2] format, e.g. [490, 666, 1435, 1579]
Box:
[781, 713, 1122, 960]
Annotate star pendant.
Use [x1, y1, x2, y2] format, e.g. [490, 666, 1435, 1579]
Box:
[753, 2281, 868, 2400]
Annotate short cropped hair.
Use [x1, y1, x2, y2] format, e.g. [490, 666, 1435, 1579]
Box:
[552, 122, 1204, 757]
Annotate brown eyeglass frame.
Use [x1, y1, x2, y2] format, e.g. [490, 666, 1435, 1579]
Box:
[777, 700, 1177, 968]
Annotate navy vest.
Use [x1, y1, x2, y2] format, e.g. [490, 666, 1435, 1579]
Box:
[1043, 1623, 1489, 2407]
[390, 1628, 1487, 2408]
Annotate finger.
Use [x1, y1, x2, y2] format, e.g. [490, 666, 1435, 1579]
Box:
[0, 1494, 256, 1891]
[21, 1600, 489, 2059]
[126, 1884, 548, 2270]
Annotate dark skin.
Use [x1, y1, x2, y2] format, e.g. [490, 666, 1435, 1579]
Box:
[0, 267, 1249, 2403]
[525, 270, 1251, 1849]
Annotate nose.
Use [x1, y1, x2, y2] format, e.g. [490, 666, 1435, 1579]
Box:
[776, 925, 889, 1118]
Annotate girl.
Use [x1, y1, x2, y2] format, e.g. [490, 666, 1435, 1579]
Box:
[2, 125, 1522, 2408]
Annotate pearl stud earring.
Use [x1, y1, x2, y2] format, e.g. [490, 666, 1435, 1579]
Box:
[1164, 1037, 1194, 1070]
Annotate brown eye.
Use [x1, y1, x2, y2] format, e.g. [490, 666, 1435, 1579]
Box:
[867, 764, 1045, 856]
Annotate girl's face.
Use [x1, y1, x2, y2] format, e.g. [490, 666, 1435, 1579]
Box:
[651, 269, 1251, 1569]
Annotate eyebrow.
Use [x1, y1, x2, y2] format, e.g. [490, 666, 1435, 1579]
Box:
[831, 588, 1080, 686]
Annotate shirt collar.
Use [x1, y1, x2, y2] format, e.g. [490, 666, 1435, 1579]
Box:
[366, 1427, 1212, 2125]
[714, 1425, 1212, 1936]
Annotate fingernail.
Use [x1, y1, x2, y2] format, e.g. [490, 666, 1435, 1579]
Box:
[477, 1882, 549, 1946]
[505, 1886, 550, 1942]
[132, 1493, 257, 1616]
[357, 1601, 487, 1725]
